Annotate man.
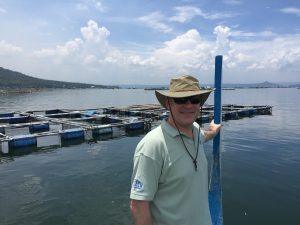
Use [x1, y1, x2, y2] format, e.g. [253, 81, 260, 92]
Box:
[130, 75, 222, 225]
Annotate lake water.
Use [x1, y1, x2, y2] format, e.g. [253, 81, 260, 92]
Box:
[0, 88, 300, 225]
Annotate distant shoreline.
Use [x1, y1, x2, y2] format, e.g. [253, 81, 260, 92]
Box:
[0, 87, 118, 94]
[0, 88, 45, 94]
[1, 86, 299, 94]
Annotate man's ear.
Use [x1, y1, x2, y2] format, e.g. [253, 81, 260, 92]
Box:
[165, 98, 170, 110]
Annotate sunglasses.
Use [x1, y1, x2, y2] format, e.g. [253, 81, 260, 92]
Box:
[172, 96, 201, 105]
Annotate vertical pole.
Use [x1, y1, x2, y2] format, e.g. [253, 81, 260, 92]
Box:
[209, 55, 223, 225]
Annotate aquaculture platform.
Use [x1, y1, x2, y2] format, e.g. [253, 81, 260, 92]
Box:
[0, 104, 272, 155]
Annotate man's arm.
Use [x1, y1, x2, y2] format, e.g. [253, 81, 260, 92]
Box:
[204, 120, 222, 142]
[130, 200, 153, 225]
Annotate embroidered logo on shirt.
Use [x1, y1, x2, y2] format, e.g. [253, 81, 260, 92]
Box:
[132, 179, 143, 192]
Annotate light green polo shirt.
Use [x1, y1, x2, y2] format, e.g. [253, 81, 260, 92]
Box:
[130, 120, 212, 225]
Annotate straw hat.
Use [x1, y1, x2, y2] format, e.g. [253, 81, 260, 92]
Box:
[155, 75, 213, 108]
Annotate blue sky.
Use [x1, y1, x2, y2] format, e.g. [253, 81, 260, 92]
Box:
[0, 0, 299, 85]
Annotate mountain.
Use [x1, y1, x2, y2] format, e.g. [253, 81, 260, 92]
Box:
[0, 67, 119, 90]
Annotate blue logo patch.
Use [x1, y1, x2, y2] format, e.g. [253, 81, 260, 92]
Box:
[132, 179, 143, 192]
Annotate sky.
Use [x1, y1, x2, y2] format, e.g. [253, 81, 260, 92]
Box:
[0, 0, 299, 85]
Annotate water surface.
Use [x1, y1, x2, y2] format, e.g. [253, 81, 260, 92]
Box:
[1, 88, 300, 225]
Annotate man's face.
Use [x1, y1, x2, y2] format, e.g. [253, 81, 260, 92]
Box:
[167, 96, 200, 129]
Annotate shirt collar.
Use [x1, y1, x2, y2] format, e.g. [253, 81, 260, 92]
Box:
[161, 119, 198, 139]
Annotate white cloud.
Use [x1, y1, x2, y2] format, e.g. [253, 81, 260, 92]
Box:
[145, 26, 300, 81]
[138, 7, 234, 34]
[138, 11, 173, 33]
[201, 11, 235, 20]
[246, 36, 300, 72]
[214, 25, 231, 55]
[0, 40, 23, 55]
[221, 34, 300, 76]
[80, 20, 110, 43]
[169, 6, 202, 23]
[83, 54, 97, 64]
[32, 20, 126, 67]
[33, 38, 83, 57]
[150, 29, 214, 74]
[169, 6, 235, 22]
[75, 1, 105, 12]
[2, 20, 299, 84]
[280, 7, 300, 17]
[231, 30, 276, 38]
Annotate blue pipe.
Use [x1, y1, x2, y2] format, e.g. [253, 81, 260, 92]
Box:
[209, 55, 223, 225]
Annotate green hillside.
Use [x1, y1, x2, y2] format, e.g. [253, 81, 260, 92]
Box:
[0, 67, 118, 89]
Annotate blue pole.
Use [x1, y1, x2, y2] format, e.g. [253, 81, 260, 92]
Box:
[209, 55, 223, 225]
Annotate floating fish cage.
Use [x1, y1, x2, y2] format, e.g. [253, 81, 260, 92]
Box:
[0, 104, 272, 155]
[103, 104, 272, 124]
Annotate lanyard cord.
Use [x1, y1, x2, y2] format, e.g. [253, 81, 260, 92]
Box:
[176, 124, 200, 171]
[168, 99, 201, 171]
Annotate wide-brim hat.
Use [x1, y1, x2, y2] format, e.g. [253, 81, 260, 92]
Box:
[155, 75, 213, 108]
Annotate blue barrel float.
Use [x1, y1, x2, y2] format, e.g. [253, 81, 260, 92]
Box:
[81, 110, 97, 117]
[9, 116, 29, 124]
[9, 134, 37, 148]
[0, 112, 14, 118]
[249, 107, 257, 116]
[0, 126, 5, 134]
[45, 109, 65, 114]
[92, 125, 113, 135]
[0, 112, 14, 123]
[198, 114, 210, 124]
[125, 117, 144, 130]
[61, 128, 85, 140]
[102, 116, 123, 124]
[29, 123, 50, 133]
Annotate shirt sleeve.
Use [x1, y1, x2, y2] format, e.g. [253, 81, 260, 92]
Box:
[200, 129, 206, 144]
[130, 153, 161, 201]
[194, 122, 205, 144]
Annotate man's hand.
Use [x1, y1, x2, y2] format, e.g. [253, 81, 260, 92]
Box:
[204, 120, 222, 142]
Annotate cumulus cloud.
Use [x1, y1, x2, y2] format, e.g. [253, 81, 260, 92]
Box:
[0, 40, 23, 55]
[33, 38, 83, 58]
[81, 20, 110, 43]
[146, 26, 300, 81]
[2, 19, 299, 84]
[83, 54, 97, 65]
[33, 20, 112, 60]
[245, 36, 300, 72]
[150, 29, 214, 74]
[214, 25, 231, 55]
[218, 33, 300, 79]
[31, 20, 129, 72]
